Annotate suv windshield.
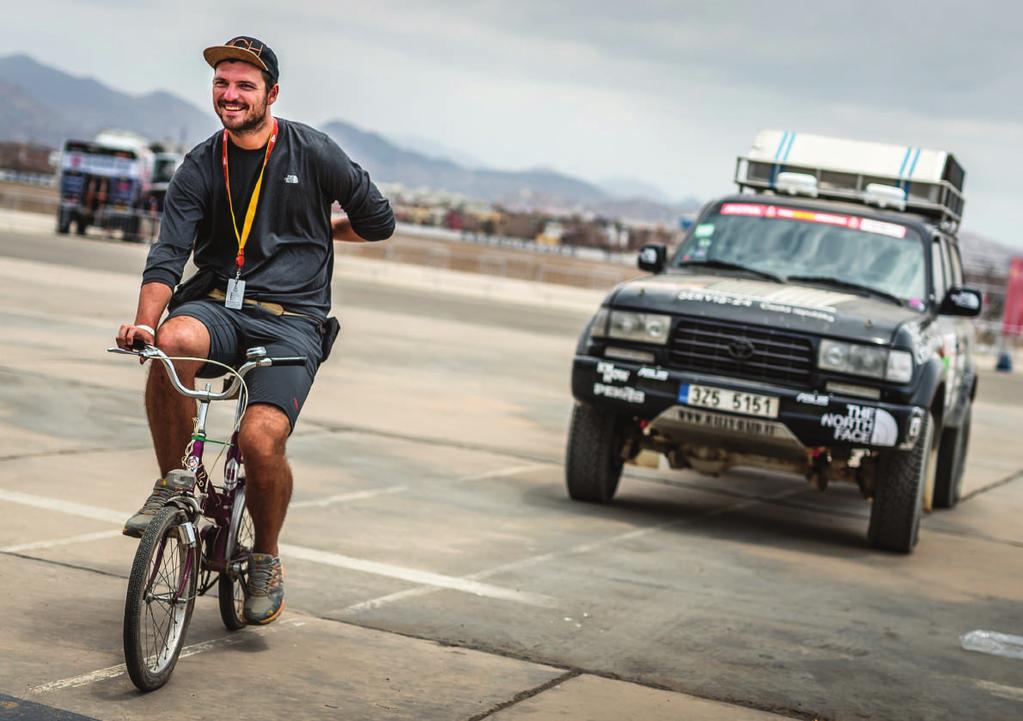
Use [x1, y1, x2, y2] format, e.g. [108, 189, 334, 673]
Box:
[673, 202, 927, 306]
[153, 158, 178, 184]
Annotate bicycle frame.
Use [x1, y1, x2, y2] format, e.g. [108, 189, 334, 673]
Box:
[185, 389, 246, 575]
[107, 343, 267, 573]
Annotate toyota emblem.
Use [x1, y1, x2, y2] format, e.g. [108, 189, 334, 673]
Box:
[727, 338, 755, 360]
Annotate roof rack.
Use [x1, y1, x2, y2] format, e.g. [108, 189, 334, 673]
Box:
[735, 130, 965, 230]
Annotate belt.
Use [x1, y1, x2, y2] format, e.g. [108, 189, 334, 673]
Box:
[208, 288, 305, 318]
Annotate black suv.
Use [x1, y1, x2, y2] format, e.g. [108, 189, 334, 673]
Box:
[567, 192, 982, 553]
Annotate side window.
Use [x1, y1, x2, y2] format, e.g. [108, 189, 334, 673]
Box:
[948, 241, 965, 287]
[931, 239, 947, 301]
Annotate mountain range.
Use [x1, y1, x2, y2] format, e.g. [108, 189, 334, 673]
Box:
[0, 54, 216, 147]
[0, 53, 697, 222]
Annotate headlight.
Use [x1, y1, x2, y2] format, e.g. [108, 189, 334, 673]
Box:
[588, 308, 610, 339]
[886, 350, 914, 383]
[608, 311, 671, 345]
[818, 340, 913, 383]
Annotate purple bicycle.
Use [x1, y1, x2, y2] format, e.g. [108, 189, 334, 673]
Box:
[108, 343, 305, 691]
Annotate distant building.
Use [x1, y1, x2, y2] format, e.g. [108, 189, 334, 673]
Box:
[0, 141, 56, 176]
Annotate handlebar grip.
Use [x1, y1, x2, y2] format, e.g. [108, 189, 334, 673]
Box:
[270, 356, 307, 367]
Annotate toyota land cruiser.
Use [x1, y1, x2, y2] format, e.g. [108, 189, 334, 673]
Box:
[566, 130, 983, 553]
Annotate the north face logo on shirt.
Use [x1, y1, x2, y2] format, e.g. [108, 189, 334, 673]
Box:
[284, 174, 299, 184]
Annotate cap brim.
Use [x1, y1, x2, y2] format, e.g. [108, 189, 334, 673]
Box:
[203, 45, 270, 73]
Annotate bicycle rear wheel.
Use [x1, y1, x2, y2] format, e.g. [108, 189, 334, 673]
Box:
[123, 505, 198, 691]
[218, 486, 254, 630]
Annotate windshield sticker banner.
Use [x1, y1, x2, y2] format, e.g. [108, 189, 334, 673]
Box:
[63, 151, 141, 178]
[719, 204, 907, 239]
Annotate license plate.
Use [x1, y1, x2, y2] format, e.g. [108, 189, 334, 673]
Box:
[678, 383, 779, 418]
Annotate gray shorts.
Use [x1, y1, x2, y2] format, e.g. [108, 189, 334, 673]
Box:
[166, 299, 324, 429]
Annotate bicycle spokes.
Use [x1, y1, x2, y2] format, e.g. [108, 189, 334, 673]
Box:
[140, 528, 190, 671]
[124, 508, 198, 691]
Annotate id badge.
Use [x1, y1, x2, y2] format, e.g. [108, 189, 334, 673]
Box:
[225, 277, 245, 310]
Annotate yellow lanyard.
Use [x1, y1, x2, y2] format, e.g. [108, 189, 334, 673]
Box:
[221, 118, 278, 274]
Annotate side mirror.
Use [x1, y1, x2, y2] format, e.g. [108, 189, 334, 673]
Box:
[939, 287, 982, 317]
[637, 243, 667, 273]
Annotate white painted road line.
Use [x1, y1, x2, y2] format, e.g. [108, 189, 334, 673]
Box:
[0, 529, 123, 553]
[279, 543, 557, 608]
[455, 463, 551, 483]
[975, 680, 1023, 702]
[30, 662, 131, 695]
[288, 464, 548, 511]
[0, 488, 128, 525]
[337, 586, 435, 615]
[337, 521, 680, 616]
[334, 488, 803, 617]
[29, 619, 304, 694]
[0, 489, 555, 608]
[290, 484, 407, 509]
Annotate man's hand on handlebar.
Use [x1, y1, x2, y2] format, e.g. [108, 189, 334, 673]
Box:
[116, 323, 156, 360]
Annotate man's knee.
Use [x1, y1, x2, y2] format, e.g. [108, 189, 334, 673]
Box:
[239, 404, 290, 467]
[155, 315, 211, 358]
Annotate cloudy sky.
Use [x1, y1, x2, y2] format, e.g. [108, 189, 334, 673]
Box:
[6, 0, 1021, 244]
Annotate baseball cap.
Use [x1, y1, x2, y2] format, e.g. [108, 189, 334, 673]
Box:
[203, 36, 279, 84]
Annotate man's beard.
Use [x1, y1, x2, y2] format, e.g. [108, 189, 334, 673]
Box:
[216, 96, 268, 134]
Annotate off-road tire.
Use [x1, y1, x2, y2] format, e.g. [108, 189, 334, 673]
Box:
[565, 401, 625, 503]
[123, 505, 197, 691]
[933, 405, 971, 509]
[868, 413, 934, 553]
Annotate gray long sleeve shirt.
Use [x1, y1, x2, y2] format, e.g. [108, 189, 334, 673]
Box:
[142, 118, 395, 317]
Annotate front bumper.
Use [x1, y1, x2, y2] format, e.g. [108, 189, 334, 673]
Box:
[572, 355, 926, 451]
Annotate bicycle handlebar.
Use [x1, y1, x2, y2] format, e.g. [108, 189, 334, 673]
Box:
[106, 344, 306, 403]
[268, 356, 307, 367]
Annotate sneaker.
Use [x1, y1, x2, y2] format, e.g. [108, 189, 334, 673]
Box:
[122, 479, 176, 538]
[243, 553, 285, 625]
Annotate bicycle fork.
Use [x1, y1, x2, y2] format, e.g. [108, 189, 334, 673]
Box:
[143, 505, 200, 606]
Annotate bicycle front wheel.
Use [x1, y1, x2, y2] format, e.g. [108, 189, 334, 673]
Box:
[218, 486, 254, 630]
[123, 505, 198, 691]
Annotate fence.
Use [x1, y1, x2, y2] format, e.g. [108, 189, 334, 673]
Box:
[340, 237, 637, 290]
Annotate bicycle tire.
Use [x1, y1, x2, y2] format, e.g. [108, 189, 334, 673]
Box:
[123, 505, 198, 691]
[218, 487, 254, 630]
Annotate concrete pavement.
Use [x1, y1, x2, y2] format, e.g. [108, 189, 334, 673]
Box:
[2, 227, 1022, 721]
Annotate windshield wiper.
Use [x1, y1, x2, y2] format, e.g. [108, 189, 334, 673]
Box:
[785, 274, 905, 307]
[678, 259, 784, 283]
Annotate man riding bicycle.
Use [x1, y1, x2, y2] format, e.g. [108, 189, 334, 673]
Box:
[115, 36, 394, 625]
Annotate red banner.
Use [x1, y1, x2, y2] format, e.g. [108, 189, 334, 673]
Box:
[1003, 257, 1023, 336]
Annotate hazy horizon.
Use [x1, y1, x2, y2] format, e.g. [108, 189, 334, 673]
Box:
[3, 1, 1020, 245]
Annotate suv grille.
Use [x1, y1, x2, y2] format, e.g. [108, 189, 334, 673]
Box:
[669, 318, 813, 386]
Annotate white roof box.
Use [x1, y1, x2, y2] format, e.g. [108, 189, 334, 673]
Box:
[735, 130, 965, 227]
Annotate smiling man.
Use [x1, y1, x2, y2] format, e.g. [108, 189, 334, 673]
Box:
[115, 36, 394, 625]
